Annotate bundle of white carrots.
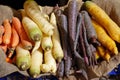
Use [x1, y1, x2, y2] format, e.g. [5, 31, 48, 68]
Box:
[0, 0, 64, 78]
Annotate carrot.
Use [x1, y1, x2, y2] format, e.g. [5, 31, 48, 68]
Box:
[31, 40, 41, 53]
[22, 16, 42, 42]
[7, 25, 19, 58]
[78, 14, 88, 66]
[54, 4, 63, 21]
[6, 56, 16, 64]
[0, 44, 7, 53]
[95, 50, 100, 60]
[92, 20, 118, 55]
[82, 20, 91, 66]
[2, 19, 12, 44]
[50, 13, 64, 62]
[12, 17, 33, 50]
[89, 44, 98, 65]
[6, 57, 12, 63]
[15, 43, 31, 71]
[68, 0, 78, 51]
[56, 60, 64, 78]
[38, 5, 50, 20]
[11, 25, 20, 48]
[21, 40, 33, 50]
[71, 13, 88, 80]
[57, 14, 68, 60]
[29, 48, 43, 78]
[81, 10, 100, 46]
[97, 46, 111, 62]
[57, 14, 72, 77]
[104, 50, 111, 62]
[41, 50, 57, 73]
[0, 25, 5, 44]
[41, 34, 53, 51]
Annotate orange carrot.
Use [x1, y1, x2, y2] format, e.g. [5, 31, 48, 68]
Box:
[7, 25, 20, 58]
[6, 56, 16, 63]
[2, 19, 12, 44]
[0, 44, 7, 53]
[0, 25, 5, 44]
[6, 57, 12, 63]
[10, 25, 20, 48]
[12, 17, 33, 50]
[21, 40, 33, 50]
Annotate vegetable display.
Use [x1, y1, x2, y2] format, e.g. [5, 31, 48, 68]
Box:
[1, 0, 120, 79]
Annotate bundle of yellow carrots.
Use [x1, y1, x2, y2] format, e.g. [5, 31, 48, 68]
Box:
[83, 1, 120, 62]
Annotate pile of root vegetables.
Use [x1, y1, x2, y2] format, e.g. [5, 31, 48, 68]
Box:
[0, 0, 120, 79]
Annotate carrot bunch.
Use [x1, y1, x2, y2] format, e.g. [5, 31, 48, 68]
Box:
[0, 19, 17, 63]
[0, 16, 34, 63]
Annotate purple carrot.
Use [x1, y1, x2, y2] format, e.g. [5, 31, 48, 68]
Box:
[89, 44, 98, 65]
[82, 20, 92, 66]
[56, 60, 64, 78]
[57, 14, 72, 77]
[57, 14, 68, 59]
[81, 10, 100, 46]
[64, 56, 72, 77]
[74, 13, 88, 80]
[82, 11, 98, 66]
[68, 0, 78, 51]
[78, 16, 89, 66]
[53, 4, 63, 21]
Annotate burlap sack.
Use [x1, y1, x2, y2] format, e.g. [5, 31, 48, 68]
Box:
[1, 0, 120, 79]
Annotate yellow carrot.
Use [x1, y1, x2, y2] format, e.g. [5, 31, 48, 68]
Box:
[38, 5, 49, 20]
[41, 50, 57, 73]
[97, 46, 110, 62]
[22, 16, 42, 42]
[95, 50, 100, 60]
[92, 20, 118, 55]
[50, 12, 64, 62]
[21, 9, 42, 42]
[29, 48, 43, 78]
[15, 43, 31, 71]
[41, 34, 53, 51]
[31, 40, 41, 53]
[104, 50, 111, 62]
